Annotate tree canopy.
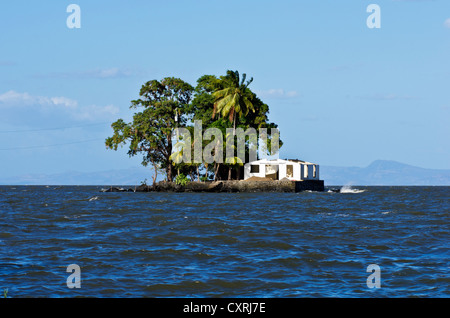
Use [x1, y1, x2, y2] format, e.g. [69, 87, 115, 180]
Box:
[106, 70, 282, 183]
[212, 70, 255, 130]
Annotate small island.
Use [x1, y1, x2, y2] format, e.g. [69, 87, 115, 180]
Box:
[102, 178, 324, 193]
[104, 70, 325, 192]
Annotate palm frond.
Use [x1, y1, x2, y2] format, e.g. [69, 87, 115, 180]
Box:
[215, 94, 233, 112]
[245, 77, 253, 89]
[226, 156, 244, 165]
[212, 70, 255, 123]
[212, 87, 233, 100]
[243, 97, 255, 114]
[221, 100, 234, 119]
[231, 70, 239, 86]
[240, 73, 247, 87]
[169, 150, 184, 163]
[232, 93, 241, 114]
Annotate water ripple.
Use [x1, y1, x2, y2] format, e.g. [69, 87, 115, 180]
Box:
[0, 185, 448, 297]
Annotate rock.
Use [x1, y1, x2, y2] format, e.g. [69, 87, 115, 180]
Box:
[207, 181, 224, 191]
[100, 187, 131, 192]
[134, 184, 152, 192]
[184, 182, 211, 192]
[99, 179, 324, 193]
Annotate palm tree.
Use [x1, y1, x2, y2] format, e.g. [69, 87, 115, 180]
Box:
[169, 140, 185, 176]
[170, 127, 204, 181]
[226, 155, 244, 180]
[224, 130, 244, 180]
[212, 70, 255, 132]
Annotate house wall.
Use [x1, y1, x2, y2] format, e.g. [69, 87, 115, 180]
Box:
[302, 164, 319, 180]
[279, 164, 286, 179]
[244, 161, 320, 181]
[297, 164, 303, 180]
[308, 165, 314, 180]
[286, 163, 301, 181]
[244, 163, 265, 179]
[277, 163, 304, 181]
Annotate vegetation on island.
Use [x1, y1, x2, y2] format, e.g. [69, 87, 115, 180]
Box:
[105, 70, 282, 184]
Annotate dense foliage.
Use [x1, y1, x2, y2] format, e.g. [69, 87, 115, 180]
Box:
[106, 70, 282, 183]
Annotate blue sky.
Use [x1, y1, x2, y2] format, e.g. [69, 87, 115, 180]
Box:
[0, 0, 449, 180]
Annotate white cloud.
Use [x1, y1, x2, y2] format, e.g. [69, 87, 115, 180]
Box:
[0, 90, 33, 104]
[0, 90, 78, 108]
[0, 90, 119, 122]
[49, 97, 78, 108]
[256, 89, 300, 99]
[444, 18, 450, 28]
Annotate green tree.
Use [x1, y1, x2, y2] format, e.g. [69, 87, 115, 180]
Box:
[212, 70, 255, 131]
[191, 71, 282, 180]
[105, 77, 193, 183]
[170, 126, 201, 181]
[106, 71, 282, 183]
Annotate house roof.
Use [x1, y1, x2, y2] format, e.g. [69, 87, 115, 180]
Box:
[245, 158, 318, 165]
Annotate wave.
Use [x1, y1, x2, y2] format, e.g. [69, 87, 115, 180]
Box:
[339, 185, 366, 194]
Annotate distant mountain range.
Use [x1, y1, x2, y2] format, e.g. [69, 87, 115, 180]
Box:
[320, 160, 450, 186]
[0, 160, 449, 186]
[0, 167, 154, 186]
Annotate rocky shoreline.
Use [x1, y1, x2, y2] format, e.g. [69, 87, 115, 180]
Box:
[100, 179, 325, 193]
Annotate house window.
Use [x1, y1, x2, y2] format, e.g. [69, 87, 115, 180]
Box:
[250, 165, 259, 173]
[265, 164, 279, 180]
[286, 165, 293, 178]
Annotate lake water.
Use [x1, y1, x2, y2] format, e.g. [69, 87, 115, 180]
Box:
[0, 185, 448, 297]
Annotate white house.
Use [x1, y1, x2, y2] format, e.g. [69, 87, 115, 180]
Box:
[243, 159, 320, 181]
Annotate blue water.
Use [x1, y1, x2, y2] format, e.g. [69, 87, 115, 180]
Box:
[0, 185, 448, 297]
